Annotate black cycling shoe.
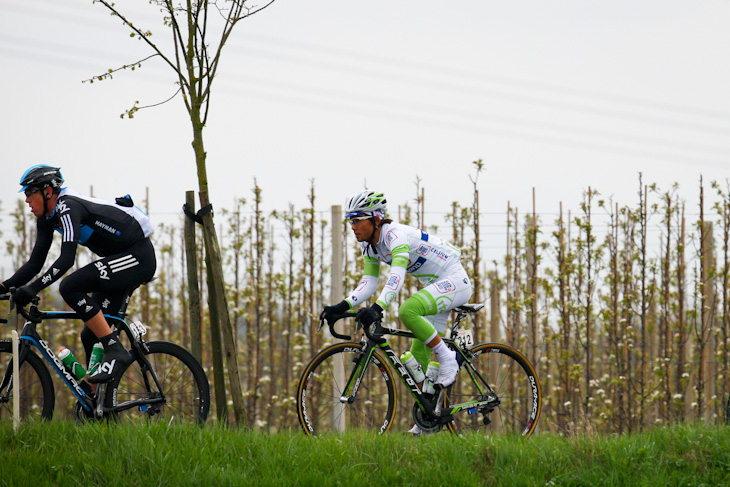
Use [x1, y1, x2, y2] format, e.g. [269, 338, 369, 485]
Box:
[88, 332, 132, 384]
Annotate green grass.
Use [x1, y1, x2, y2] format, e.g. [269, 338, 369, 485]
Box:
[2, 421, 730, 486]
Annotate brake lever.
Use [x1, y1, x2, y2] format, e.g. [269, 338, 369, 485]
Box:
[7, 287, 16, 313]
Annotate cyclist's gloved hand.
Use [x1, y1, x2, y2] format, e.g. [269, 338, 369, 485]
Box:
[12, 286, 36, 307]
[320, 300, 350, 324]
[356, 303, 383, 327]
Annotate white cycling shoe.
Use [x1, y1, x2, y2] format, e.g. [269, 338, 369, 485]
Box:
[408, 424, 423, 436]
[436, 349, 459, 387]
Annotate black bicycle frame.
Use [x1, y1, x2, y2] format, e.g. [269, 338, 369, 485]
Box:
[342, 329, 446, 419]
[1, 307, 162, 415]
[13, 318, 95, 411]
[346, 322, 503, 423]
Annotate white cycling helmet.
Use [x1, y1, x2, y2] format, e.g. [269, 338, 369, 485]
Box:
[345, 190, 387, 218]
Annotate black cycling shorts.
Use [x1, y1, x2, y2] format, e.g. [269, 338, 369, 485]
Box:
[59, 238, 156, 322]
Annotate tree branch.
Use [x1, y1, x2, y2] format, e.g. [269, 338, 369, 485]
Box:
[82, 54, 160, 84]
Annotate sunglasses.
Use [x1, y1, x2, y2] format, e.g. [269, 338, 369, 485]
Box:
[24, 188, 41, 198]
[348, 214, 373, 224]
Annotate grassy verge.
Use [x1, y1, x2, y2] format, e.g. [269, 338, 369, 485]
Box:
[1, 421, 730, 486]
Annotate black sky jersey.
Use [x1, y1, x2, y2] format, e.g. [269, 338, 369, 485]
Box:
[4, 188, 154, 293]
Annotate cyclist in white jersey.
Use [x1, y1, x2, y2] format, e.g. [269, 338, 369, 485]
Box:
[321, 190, 473, 412]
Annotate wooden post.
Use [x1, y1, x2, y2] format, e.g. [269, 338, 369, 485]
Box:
[526, 188, 538, 366]
[330, 205, 345, 431]
[184, 191, 203, 362]
[701, 220, 716, 420]
[489, 270, 501, 342]
[473, 188, 482, 342]
[12, 330, 19, 431]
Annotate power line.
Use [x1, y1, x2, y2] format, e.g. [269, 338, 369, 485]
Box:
[4, 2, 730, 135]
[238, 32, 730, 123]
[2, 1, 729, 168]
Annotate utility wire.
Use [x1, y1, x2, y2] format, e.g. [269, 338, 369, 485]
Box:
[2, 35, 729, 165]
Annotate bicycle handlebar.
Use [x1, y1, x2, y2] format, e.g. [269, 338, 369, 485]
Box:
[319, 311, 358, 340]
[2, 289, 43, 323]
[319, 310, 389, 343]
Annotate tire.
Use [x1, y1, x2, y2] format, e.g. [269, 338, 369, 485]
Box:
[105, 341, 210, 425]
[297, 342, 397, 435]
[445, 342, 541, 438]
[0, 341, 55, 421]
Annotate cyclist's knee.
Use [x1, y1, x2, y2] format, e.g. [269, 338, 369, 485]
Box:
[399, 295, 437, 342]
[58, 275, 78, 302]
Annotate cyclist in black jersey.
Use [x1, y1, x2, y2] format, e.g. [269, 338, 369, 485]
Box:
[1, 165, 157, 384]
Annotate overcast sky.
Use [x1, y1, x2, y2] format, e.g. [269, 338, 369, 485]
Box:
[1, 0, 729, 274]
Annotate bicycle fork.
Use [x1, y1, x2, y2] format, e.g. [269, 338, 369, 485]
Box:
[0, 348, 21, 404]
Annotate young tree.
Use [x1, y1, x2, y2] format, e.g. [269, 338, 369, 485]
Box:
[88, 0, 278, 426]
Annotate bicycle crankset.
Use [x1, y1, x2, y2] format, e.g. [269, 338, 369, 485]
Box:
[73, 401, 102, 424]
[412, 403, 442, 433]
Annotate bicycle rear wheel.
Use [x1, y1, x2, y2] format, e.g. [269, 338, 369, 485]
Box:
[0, 341, 55, 421]
[445, 342, 541, 438]
[105, 341, 210, 424]
[297, 341, 396, 435]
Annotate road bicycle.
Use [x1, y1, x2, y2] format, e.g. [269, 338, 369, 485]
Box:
[296, 303, 542, 437]
[0, 290, 210, 424]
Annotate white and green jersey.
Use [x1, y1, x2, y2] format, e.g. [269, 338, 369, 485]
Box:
[346, 222, 463, 310]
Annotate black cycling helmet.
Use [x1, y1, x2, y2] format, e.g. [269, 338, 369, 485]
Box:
[19, 165, 64, 193]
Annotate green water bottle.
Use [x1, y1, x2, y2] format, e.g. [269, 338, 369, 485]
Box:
[58, 348, 86, 380]
[87, 342, 105, 375]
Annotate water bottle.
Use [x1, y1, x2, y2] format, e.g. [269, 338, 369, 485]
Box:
[58, 348, 86, 380]
[400, 351, 425, 383]
[422, 361, 440, 395]
[87, 342, 105, 375]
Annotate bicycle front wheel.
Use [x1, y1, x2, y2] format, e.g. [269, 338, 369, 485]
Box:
[445, 342, 541, 438]
[105, 341, 210, 425]
[0, 341, 55, 421]
[297, 341, 397, 435]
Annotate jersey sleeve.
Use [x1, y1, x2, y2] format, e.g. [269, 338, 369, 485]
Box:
[345, 255, 380, 307]
[374, 243, 409, 309]
[1, 219, 53, 290]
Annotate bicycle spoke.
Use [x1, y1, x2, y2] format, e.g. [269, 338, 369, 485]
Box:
[108, 341, 209, 425]
[446, 343, 541, 437]
[297, 342, 396, 435]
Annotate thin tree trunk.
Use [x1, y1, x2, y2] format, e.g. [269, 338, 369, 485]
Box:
[193, 115, 247, 426]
